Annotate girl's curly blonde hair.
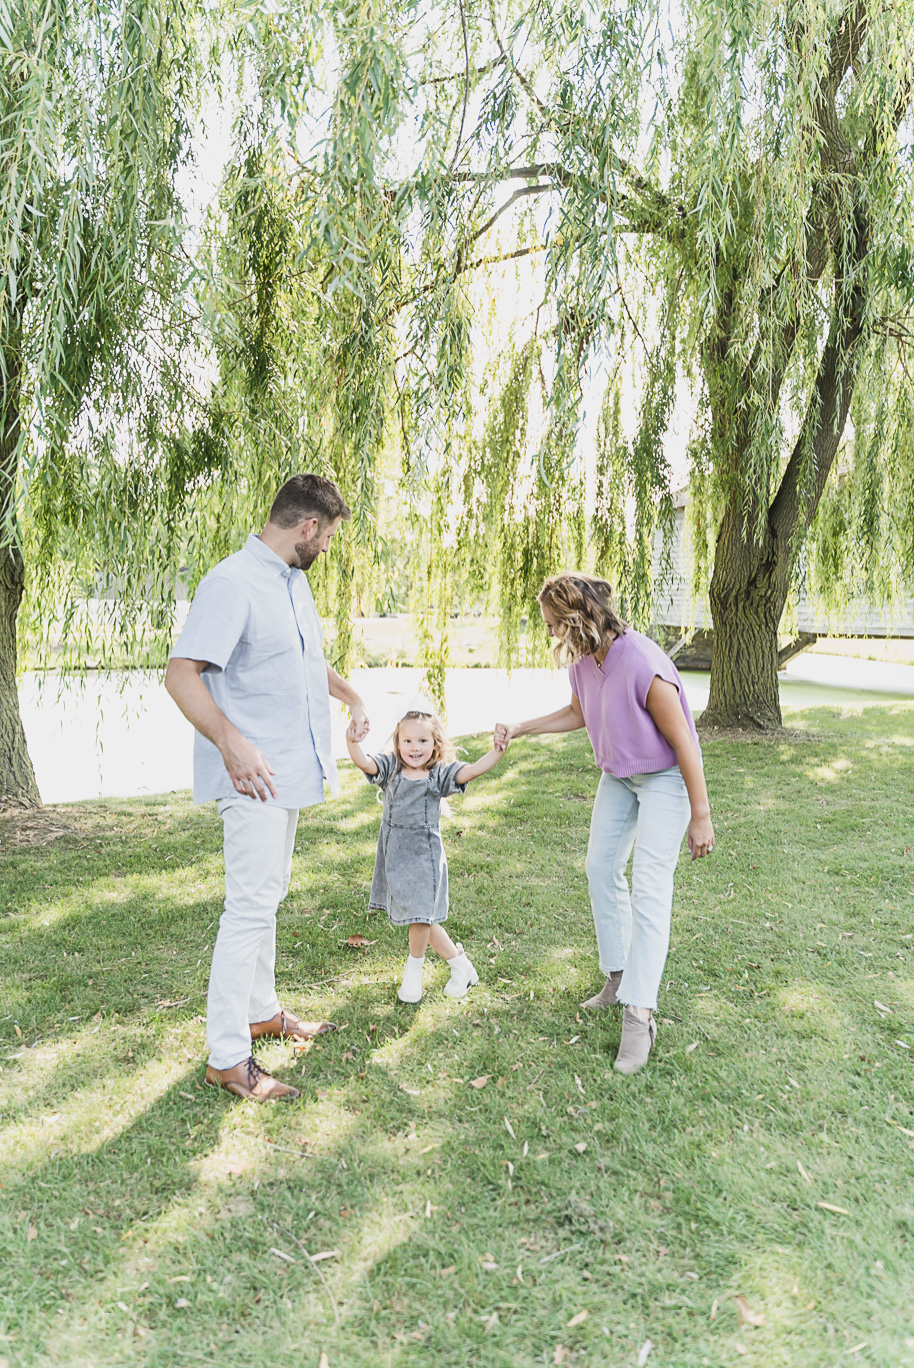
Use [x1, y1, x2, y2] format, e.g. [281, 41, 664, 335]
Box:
[538, 572, 628, 666]
[391, 711, 456, 771]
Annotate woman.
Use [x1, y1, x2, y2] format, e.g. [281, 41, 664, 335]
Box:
[494, 572, 714, 1075]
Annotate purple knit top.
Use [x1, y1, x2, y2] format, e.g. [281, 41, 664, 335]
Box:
[568, 628, 700, 779]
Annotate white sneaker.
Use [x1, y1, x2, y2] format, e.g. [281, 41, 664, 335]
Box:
[398, 954, 425, 1004]
[444, 944, 479, 999]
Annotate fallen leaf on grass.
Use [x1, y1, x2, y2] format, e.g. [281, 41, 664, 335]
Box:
[817, 1202, 850, 1215]
[686, 1042, 699, 1053]
[574, 1142, 587, 1154]
[736, 1295, 765, 1327]
[637, 1340, 653, 1366]
[438, 1265, 457, 1278]
[26, 1226, 37, 1241]
[14, 1024, 22, 1037]
[341, 1051, 354, 1063]
[319, 1355, 330, 1368]
[400, 1086, 421, 1096]
[469, 1076, 491, 1089]
[175, 1298, 191, 1309]
[92, 1010, 103, 1023]
[504, 1118, 516, 1139]
[309, 1250, 340, 1263]
[553, 1348, 569, 1365]
[797, 1160, 812, 1184]
[846, 1344, 867, 1355]
[483, 1312, 499, 1332]
[566, 1309, 588, 1328]
[342, 935, 376, 950]
[270, 1248, 295, 1263]
[735, 1344, 748, 1357]
[874, 1000, 892, 1013]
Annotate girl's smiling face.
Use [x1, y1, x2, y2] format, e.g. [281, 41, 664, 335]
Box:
[398, 720, 436, 770]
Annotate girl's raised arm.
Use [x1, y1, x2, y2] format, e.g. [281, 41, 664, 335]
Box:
[454, 746, 504, 787]
[345, 720, 379, 776]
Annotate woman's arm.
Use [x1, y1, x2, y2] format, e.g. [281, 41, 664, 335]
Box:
[454, 746, 504, 786]
[494, 693, 585, 750]
[345, 719, 379, 776]
[645, 677, 714, 860]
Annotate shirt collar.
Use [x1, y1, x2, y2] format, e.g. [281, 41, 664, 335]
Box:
[243, 532, 300, 581]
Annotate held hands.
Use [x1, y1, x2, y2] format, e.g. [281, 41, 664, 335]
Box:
[493, 721, 514, 752]
[688, 813, 715, 860]
[348, 706, 370, 743]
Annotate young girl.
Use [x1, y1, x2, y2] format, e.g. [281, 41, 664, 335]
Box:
[346, 696, 504, 1003]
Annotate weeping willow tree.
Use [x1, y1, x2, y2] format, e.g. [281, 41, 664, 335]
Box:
[0, 0, 212, 806]
[5, 0, 914, 807]
[195, 0, 914, 730]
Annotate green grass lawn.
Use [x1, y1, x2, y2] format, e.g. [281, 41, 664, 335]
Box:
[2, 704, 913, 1368]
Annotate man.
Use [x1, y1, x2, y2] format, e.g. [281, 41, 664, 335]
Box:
[165, 474, 369, 1101]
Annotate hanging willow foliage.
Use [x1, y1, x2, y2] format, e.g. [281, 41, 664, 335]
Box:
[4, 0, 914, 801]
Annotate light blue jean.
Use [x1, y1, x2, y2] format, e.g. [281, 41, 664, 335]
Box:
[585, 766, 691, 1010]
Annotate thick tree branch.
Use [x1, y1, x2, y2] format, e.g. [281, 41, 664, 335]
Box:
[814, 0, 868, 171]
[769, 208, 868, 549]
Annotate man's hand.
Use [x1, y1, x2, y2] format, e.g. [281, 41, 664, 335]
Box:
[348, 704, 370, 742]
[222, 732, 277, 801]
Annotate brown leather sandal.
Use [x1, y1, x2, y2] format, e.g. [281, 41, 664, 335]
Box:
[249, 1009, 337, 1042]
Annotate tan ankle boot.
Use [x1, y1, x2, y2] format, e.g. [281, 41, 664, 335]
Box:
[613, 1008, 657, 1075]
[582, 971, 623, 1010]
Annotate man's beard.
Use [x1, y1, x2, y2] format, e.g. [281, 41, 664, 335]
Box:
[293, 533, 322, 570]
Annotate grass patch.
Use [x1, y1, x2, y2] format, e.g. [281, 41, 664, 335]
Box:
[2, 704, 913, 1367]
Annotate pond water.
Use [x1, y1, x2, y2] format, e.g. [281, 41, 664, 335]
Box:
[18, 654, 914, 805]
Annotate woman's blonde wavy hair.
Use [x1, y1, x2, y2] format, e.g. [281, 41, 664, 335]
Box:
[391, 711, 456, 771]
[538, 572, 628, 666]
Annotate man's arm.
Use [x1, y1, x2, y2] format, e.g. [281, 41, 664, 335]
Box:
[164, 657, 278, 801]
[327, 663, 369, 740]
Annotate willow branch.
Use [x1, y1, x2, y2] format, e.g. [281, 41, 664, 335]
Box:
[468, 183, 555, 245]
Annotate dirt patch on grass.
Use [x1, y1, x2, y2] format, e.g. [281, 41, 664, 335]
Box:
[0, 805, 85, 848]
[697, 723, 816, 744]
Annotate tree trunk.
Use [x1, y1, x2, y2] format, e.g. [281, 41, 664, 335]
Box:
[0, 539, 40, 808]
[702, 507, 788, 731]
[0, 340, 41, 808]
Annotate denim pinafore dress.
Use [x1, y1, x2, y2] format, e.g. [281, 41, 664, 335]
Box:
[366, 753, 467, 925]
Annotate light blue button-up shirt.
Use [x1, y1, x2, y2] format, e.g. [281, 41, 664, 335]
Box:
[170, 534, 340, 807]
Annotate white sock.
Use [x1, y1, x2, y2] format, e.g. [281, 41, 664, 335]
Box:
[402, 953, 425, 982]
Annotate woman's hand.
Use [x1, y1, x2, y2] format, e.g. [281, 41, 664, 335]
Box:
[494, 721, 515, 752]
[688, 813, 715, 860]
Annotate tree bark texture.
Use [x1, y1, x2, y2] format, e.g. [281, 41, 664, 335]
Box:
[0, 342, 41, 808]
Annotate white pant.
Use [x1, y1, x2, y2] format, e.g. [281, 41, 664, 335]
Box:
[585, 767, 691, 1010]
[206, 799, 299, 1069]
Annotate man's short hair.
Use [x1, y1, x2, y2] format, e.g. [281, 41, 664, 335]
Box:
[268, 474, 352, 530]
